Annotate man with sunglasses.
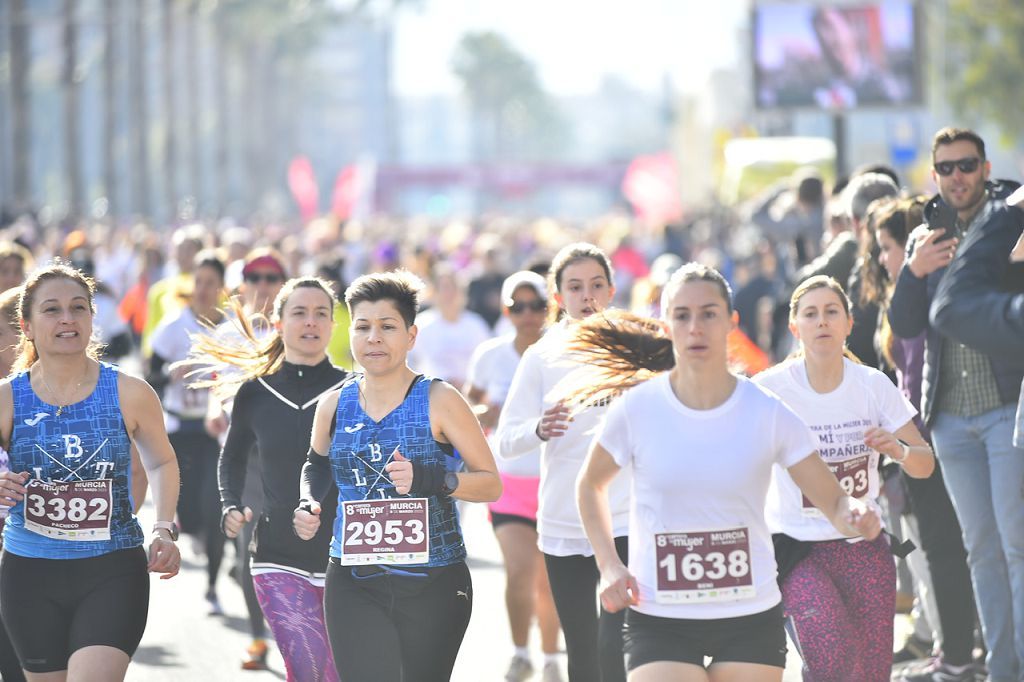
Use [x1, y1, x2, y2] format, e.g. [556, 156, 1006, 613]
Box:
[889, 127, 1024, 682]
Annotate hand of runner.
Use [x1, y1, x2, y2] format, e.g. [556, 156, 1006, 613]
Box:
[536, 402, 571, 441]
[863, 427, 900, 461]
[385, 450, 413, 495]
[599, 562, 640, 613]
[293, 502, 321, 540]
[205, 410, 229, 438]
[0, 470, 28, 507]
[148, 535, 181, 580]
[843, 498, 881, 541]
[907, 228, 958, 278]
[222, 506, 253, 539]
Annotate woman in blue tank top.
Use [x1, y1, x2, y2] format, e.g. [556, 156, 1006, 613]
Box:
[293, 269, 501, 682]
[0, 262, 181, 680]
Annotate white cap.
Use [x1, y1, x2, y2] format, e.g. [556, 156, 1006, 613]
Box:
[1008, 185, 1024, 208]
[501, 270, 548, 307]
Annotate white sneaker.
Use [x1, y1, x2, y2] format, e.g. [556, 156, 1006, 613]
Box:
[504, 656, 533, 682]
[205, 589, 224, 616]
[541, 661, 564, 682]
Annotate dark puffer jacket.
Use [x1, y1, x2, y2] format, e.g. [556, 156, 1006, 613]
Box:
[888, 180, 1024, 424]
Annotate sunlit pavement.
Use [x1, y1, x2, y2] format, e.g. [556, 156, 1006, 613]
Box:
[132, 498, 908, 681]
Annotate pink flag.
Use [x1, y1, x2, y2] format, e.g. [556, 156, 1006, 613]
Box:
[331, 165, 360, 219]
[622, 152, 683, 225]
[288, 156, 320, 222]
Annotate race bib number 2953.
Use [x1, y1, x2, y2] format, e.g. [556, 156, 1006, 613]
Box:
[340, 498, 429, 565]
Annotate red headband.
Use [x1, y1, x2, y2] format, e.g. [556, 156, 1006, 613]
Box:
[242, 255, 286, 277]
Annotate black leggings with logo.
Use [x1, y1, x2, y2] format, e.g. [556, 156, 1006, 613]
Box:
[324, 559, 472, 682]
[544, 535, 629, 682]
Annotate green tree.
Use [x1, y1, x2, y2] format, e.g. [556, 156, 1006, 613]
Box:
[947, 0, 1024, 145]
[451, 31, 566, 162]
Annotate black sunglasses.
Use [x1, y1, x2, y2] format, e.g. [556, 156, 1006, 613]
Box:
[244, 272, 284, 284]
[934, 157, 981, 176]
[508, 300, 547, 314]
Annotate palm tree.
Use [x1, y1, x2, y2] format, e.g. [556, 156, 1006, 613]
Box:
[184, 0, 201, 213]
[130, 0, 151, 217]
[162, 0, 177, 222]
[9, 0, 31, 212]
[212, 5, 230, 217]
[103, 0, 120, 219]
[63, 0, 83, 219]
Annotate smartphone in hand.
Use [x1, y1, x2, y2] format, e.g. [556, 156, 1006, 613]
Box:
[929, 199, 959, 243]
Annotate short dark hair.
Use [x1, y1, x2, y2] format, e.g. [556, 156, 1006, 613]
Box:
[345, 270, 424, 328]
[194, 249, 226, 282]
[853, 163, 901, 188]
[932, 127, 986, 161]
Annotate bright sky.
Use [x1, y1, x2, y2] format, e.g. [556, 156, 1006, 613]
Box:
[392, 0, 748, 97]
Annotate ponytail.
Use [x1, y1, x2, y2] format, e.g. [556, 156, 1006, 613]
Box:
[180, 297, 286, 400]
[183, 276, 334, 399]
[559, 310, 674, 410]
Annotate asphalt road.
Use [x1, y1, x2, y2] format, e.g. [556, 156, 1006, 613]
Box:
[129, 500, 908, 681]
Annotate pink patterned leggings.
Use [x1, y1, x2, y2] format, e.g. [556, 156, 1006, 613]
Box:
[252, 571, 340, 682]
[781, 535, 895, 682]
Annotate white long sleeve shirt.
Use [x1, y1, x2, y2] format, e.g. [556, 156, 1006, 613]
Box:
[496, 320, 631, 556]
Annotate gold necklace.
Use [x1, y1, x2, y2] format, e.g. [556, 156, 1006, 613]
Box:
[38, 368, 87, 417]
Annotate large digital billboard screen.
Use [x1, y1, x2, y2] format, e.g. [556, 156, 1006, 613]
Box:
[754, 2, 920, 110]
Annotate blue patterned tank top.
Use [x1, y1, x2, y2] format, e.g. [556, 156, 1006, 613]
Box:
[329, 375, 466, 567]
[3, 363, 143, 559]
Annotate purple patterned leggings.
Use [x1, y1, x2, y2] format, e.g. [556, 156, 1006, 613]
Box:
[252, 571, 340, 682]
[781, 535, 895, 682]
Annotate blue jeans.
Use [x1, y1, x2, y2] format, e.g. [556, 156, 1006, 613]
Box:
[932, 405, 1024, 682]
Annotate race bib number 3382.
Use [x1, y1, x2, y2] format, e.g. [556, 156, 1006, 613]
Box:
[340, 498, 429, 565]
[654, 527, 754, 604]
[24, 479, 113, 541]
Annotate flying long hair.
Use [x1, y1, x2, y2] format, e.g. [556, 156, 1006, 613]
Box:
[182, 277, 336, 400]
[558, 310, 674, 411]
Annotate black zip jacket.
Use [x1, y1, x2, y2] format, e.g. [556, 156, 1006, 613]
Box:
[218, 358, 348, 574]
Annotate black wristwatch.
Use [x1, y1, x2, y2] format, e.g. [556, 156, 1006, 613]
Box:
[441, 471, 459, 496]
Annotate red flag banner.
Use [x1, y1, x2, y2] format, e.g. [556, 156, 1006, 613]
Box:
[288, 156, 320, 222]
[622, 152, 683, 225]
[331, 165, 360, 220]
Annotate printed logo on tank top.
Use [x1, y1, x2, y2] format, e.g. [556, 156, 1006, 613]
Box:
[21, 427, 118, 541]
[801, 418, 875, 516]
[5, 364, 143, 557]
[348, 440, 397, 500]
[328, 377, 466, 567]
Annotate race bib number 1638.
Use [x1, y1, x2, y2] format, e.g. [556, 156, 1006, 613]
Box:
[654, 527, 755, 604]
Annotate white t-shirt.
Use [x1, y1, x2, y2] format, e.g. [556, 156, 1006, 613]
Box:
[150, 307, 210, 432]
[496, 320, 630, 555]
[466, 335, 540, 477]
[756, 357, 916, 542]
[599, 374, 815, 619]
[409, 308, 492, 388]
